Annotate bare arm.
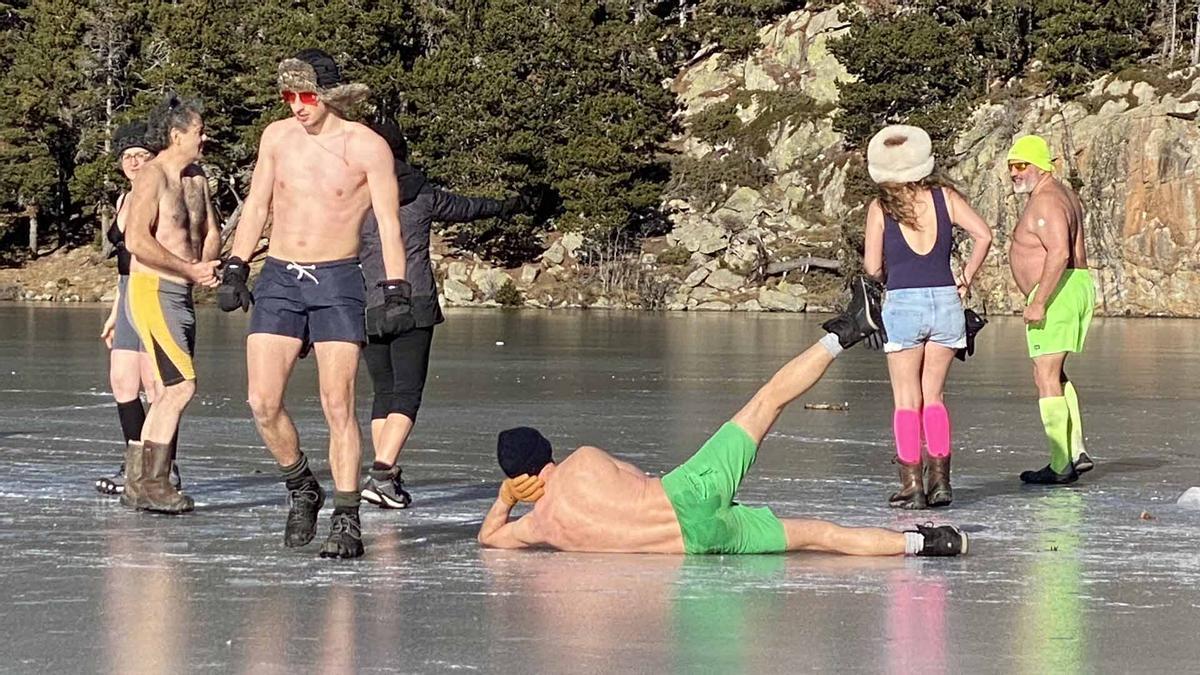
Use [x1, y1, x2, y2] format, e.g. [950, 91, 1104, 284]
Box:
[123, 169, 196, 278]
[198, 174, 222, 262]
[863, 200, 885, 281]
[229, 124, 279, 261]
[1028, 199, 1072, 309]
[945, 189, 993, 289]
[362, 133, 407, 281]
[478, 496, 535, 549]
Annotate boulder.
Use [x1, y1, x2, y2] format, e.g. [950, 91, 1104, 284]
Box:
[704, 268, 746, 291]
[758, 287, 805, 312]
[442, 278, 474, 304]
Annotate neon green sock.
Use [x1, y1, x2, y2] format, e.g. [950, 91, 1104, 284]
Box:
[1039, 397, 1071, 473]
[1063, 381, 1086, 459]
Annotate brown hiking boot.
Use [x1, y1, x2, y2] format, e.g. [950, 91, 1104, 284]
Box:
[118, 441, 147, 509]
[141, 441, 194, 514]
[926, 455, 953, 507]
[889, 459, 927, 510]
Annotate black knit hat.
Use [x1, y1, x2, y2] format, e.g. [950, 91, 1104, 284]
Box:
[113, 121, 153, 158]
[497, 427, 554, 478]
[294, 48, 342, 87]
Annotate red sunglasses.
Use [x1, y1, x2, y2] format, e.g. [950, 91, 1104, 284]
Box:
[281, 90, 319, 105]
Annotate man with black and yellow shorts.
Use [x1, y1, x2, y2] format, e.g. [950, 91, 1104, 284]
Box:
[478, 279, 968, 558]
[122, 93, 222, 513]
[1007, 134, 1096, 485]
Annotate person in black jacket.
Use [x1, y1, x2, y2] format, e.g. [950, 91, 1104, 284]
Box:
[358, 119, 531, 508]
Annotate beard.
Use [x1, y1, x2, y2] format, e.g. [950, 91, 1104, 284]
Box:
[1012, 178, 1034, 195]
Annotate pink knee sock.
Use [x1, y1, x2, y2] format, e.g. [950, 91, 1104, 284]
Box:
[923, 403, 951, 458]
[893, 409, 921, 464]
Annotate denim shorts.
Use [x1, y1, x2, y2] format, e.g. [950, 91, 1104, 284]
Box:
[882, 286, 966, 353]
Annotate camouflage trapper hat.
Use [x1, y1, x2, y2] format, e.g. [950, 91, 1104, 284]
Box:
[277, 48, 369, 113]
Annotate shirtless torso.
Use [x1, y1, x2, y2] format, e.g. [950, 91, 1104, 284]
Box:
[248, 117, 389, 262]
[1009, 176, 1088, 296]
[126, 161, 212, 285]
[489, 446, 685, 553]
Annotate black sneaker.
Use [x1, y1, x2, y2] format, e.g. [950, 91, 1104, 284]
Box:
[284, 479, 326, 547]
[1020, 463, 1079, 485]
[914, 523, 968, 556]
[821, 275, 884, 349]
[361, 465, 412, 509]
[95, 464, 125, 495]
[319, 510, 364, 559]
[1073, 452, 1094, 474]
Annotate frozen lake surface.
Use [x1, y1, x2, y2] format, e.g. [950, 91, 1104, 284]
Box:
[1, 305, 1198, 673]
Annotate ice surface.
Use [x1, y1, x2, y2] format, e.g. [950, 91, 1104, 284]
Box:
[1, 305, 1199, 672]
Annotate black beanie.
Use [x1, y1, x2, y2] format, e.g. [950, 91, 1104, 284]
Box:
[497, 427, 554, 478]
[294, 48, 342, 88]
[113, 121, 153, 158]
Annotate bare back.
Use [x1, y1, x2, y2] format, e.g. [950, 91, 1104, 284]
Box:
[520, 447, 684, 553]
[261, 118, 378, 262]
[129, 163, 202, 284]
[1010, 178, 1088, 295]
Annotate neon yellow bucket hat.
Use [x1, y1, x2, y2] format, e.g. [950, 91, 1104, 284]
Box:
[1007, 135, 1054, 172]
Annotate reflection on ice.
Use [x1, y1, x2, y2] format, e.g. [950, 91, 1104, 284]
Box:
[1, 307, 1199, 671]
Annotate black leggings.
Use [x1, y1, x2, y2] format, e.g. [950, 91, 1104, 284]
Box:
[363, 327, 434, 421]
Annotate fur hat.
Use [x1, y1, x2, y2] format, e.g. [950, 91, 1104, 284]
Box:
[867, 125, 935, 185]
[277, 49, 369, 113]
[113, 121, 154, 158]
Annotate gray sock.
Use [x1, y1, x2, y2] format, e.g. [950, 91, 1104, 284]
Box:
[819, 332, 843, 357]
[904, 531, 924, 556]
[333, 490, 361, 510]
[280, 453, 312, 489]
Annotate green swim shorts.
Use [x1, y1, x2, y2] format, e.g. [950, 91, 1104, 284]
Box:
[1026, 269, 1095, 359]
[661, 422, 787, 555]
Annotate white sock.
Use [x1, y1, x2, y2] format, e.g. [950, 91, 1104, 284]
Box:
[904, 531, 924, 556]
[819, 332, 843, 357]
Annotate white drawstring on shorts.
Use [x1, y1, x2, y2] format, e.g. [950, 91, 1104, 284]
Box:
[285, 262, 319, 284]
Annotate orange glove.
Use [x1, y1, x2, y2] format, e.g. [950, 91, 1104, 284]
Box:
[499, 474, 545, 506]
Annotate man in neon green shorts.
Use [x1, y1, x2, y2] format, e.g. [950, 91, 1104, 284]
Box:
[477, 281, 967, 557]
[1007, 134, 1096, 484]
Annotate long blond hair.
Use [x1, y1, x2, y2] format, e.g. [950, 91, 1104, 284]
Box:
[877, 174, 959, 231]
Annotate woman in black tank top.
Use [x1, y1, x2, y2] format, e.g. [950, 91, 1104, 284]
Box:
[861, 125, 993, 511]
[95, 122, 161, 495]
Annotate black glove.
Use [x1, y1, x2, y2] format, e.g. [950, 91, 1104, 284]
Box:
[955, 309, 988, 361]
[865, 326, 888, 351]
[498, 194, 533, 218]
[366, 279, 415, 338]
[217, 256, 253, 312]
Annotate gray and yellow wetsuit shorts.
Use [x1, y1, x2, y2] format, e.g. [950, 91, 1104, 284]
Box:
[661, 422, 787, 554]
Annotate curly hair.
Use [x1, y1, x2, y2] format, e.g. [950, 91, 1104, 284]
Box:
[876, 173, 959, 231]
[146, 93, 203, 151]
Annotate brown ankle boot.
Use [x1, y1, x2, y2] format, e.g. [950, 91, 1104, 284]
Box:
[118, 441, 147, 509]
[888, 459, 927, 509]
[926, 455, 953, 507]
[141, 441, 194, 514]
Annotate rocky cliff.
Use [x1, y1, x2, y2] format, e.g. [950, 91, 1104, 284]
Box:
[8, 4, 1200, 315]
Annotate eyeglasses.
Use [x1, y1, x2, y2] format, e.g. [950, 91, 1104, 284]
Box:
[121, 150, 154, 163]
[1008, 161, 1030, 171]
[281, 90, 319, 105]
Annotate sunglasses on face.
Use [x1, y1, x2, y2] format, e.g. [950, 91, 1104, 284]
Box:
[1008, 161, 1030, 171]
[281, 90, 319, 105]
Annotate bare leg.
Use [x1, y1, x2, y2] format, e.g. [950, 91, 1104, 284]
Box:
[731, 342, 837, 445]
[782, 518, 906, 556]
[918, 343, 956, 406]
[372, 414, 415, 465]
[109, 349, 144, 403]
[246, 334, 304, 466]
[140, 352, 160, 404]
[1032, 352, 1067, 398]
[141, 380, 194, 445]
[313, 341, 362, 493]
[886, 347, 925, 411]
